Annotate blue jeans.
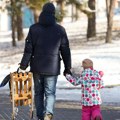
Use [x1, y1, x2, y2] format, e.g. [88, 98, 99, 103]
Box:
[33, 74, 58, 119]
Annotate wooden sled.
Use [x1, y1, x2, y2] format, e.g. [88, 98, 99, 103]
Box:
[10, 72, 34, 120]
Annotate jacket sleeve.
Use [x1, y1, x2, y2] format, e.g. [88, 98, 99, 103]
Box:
[60, 28, 71, 70]
[20, 27, 33, 70]
[65, 74, 82, 86]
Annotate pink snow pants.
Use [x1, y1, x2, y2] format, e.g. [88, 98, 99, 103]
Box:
[81, 105, 102, 120]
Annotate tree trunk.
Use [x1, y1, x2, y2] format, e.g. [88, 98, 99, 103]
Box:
[33, 9, 40, 23]
[87, 0, 96, 40]
[16, 13, 24, 41]
[106, 0, 115, 43]
[57, 0, 65, 23]
[11, 0, 16, 46]
[75, 5, 79, 21]
[71, 4, 74, 22]
[11, 15, 16, 46]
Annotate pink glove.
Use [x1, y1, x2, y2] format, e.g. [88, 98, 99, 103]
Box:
[99, 71, 104, 77]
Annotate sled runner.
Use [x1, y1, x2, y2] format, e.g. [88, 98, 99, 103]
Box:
[10, 72, 34, 120]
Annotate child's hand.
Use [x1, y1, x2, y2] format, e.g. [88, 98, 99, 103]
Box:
[65, 74, 75, 83]
[65, 74, 81, 86]
[99, 71, 104, 77]
[79, 66, 84, 76]
[65, 74, 72, 79]
[65, 74, 76, 85]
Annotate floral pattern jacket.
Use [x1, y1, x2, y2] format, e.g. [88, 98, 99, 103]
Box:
[66, 68, 104, 106]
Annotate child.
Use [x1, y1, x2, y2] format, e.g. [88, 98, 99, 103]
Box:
[65, 58, 104, 120]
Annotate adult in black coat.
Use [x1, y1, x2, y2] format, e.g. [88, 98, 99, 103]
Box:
[19, 2, 71, 120]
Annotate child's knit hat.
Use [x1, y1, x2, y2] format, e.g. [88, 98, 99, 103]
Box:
[82, 58, 93, 69]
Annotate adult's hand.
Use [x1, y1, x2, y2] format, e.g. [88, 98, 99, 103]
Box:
[63, 69, 72, 76]
[17, 67, 26, 73]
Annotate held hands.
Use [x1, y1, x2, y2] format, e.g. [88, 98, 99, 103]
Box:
[63, 69, 72, 76]
[65, 74, 72, 80]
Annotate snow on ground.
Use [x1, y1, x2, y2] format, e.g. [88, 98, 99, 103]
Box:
[0, 20, 120, 103]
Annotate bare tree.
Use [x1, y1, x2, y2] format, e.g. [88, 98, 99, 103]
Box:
[7, 0, 24, 46]
[87, 0, 96, 40]
[59, 0, 94, 23]
[16, 1, 24, 41]
[28, 0, 47, 23]
[106, 0, 115, 43]
[66, 0, 81, 22]
[56, 0, 65, 23]
[10, 0, 16, 46]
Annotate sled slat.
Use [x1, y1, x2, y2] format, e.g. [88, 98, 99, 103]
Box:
[24, 80, 28, 105]
[10, 72, 33, 106]
[15, 81, 18, 106]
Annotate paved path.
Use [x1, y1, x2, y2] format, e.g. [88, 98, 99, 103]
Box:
[0, 94, 120, 120]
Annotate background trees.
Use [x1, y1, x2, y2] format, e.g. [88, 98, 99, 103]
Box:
[28, 0, 48, 23]
[6, 0, 47, 46]
[2, 0, 119, 46]
[106, 0, 116, 43]
[7, 0, 24, 46]
[10, 0, 16, 46]
[87, 0, 96, 40]
[16, 1, 24, 41]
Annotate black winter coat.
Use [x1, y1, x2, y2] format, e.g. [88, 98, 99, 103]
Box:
[20, 12, 71, 75]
